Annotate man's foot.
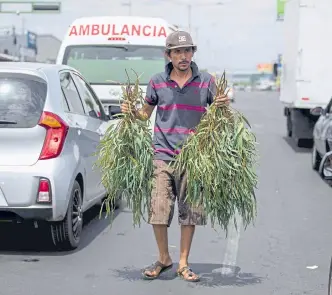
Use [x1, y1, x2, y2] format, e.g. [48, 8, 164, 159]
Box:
[177, 266, 200, 282]
[142, 260, 173, 280]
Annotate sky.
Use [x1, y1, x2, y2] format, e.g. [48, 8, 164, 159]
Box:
[0, 0, 284, 72]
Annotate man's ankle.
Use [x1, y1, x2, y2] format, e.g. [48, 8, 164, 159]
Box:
[178, 258, 188, 267]
[159, 254, 172, 264]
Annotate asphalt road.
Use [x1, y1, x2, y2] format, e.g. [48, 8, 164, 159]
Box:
[1, 91, 331, 295]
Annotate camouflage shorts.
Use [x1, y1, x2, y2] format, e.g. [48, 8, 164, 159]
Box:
[148, 160, 206, 227]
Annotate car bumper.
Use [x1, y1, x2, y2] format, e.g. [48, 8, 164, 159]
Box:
[0, 154, 80, 222]
[0, 206, 52, 222]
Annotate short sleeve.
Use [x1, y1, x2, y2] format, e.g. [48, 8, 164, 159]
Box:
[207, 76, 217, 105]
[145, 79, 158, 106]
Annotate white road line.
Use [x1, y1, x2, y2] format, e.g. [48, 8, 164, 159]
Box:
[220, 210, 242, 276]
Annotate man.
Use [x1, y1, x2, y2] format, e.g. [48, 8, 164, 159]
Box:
[120, 30, 229, 282]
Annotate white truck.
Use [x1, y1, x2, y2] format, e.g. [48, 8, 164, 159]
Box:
[56, 16, 178, 128]
[280, 0, 332, 147]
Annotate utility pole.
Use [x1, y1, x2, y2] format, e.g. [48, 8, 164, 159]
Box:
[122, 0, 132, 16]
[187, 4, 191, 34]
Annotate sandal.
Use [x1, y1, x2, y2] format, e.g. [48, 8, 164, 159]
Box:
[142, 261, 173, 280]
[177, 266, 200, 282]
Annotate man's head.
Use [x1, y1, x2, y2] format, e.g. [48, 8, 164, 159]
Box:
[165, 30, 197, 72]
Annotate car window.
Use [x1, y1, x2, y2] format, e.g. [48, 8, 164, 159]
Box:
[0, 73, 47, 128]
[60, 72, 85, 115]
[71, 73, 102, 119]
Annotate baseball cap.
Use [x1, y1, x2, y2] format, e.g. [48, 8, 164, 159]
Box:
[166, 30, 197, 51]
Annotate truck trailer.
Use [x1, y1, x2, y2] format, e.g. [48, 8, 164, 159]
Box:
[280, 0, 332, 147]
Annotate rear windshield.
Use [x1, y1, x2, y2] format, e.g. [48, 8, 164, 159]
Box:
[0, 73, 47, 128]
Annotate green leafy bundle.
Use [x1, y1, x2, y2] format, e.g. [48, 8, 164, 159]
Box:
[94, 70, 154, 227]
[173, 71, 258, 233]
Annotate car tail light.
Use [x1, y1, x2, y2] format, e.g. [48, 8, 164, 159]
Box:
[37, 178, 52, 203]
[38, 111, 69, 160]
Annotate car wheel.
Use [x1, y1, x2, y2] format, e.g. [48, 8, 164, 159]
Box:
[312, 143, 322, 171]
[50, 180, 83, 250]
[287, 115, 292, 137]
[328, 257, 332, 295]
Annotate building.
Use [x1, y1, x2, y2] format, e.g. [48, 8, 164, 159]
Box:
[0, 33, 61, 63]
[0, 51, 18, 61]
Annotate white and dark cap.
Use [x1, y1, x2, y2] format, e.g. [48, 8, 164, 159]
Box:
[166, 30, 197, 51]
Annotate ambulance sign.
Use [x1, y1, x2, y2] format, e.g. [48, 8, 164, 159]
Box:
[68, 23, 167, 38]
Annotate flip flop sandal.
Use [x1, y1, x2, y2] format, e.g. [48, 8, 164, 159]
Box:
[177, 266, 200, 282]
[142, 261, 173, 280]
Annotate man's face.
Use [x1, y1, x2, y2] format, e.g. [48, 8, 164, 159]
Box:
[169, 47, 194, 71]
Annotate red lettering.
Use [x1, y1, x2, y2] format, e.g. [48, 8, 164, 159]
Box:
[143, 25, 151, 36]
[101, 24, 110, 35]
[132, 25, 140, 36]
[69, 26, 77, 36]
[79, 25, 90, 35]
[68, 23, 167, 37]
[121, 25, 130, 35]
[158, 27, 167, 37]
[112, 24, 119, 35]
[92, 24, 99, 35]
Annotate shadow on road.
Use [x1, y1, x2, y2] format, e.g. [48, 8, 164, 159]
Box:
[110, 263, 263, 288]
[283, 137, 312, 153]
[0, 204, 122, 256]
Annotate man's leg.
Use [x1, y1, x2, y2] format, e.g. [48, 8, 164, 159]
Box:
[176, 172, 206, 281]
[143, 160, 175, 278]
[179, 224, 195, 268]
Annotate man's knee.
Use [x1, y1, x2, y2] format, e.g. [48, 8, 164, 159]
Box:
[148, 198, 174, 226]
[178, 205, 207, 226]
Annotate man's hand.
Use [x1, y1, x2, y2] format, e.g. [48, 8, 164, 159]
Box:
[215, 92, 230, 107]
[120, 101, 154, 121]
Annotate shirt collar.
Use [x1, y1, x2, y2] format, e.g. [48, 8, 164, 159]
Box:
[165, 61, 200, 80]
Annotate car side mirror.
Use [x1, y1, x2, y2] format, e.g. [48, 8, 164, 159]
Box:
[310, 107, 324, 116]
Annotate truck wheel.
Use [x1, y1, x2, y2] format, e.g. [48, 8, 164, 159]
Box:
[50, 180, 83, 251]
[287, 115, 292, 137]
[312, 143, 321, 171]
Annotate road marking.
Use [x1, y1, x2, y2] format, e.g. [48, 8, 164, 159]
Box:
[220, 210, 242, 276]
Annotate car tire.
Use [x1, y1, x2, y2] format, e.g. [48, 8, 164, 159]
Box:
[312, 143, 322, 171]
[50, 180, 83, 251]
[328, 257, 332, 295]
[287, 115, 292, 137]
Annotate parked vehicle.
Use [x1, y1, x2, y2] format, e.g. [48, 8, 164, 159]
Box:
[280, 0, 332, 147]
[310, 98, 332, 180]
[56, 16, 178, 132]
[0, 62, 117, 250]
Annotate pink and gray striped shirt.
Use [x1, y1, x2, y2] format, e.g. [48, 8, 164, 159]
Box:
[145, 61, 216, 161]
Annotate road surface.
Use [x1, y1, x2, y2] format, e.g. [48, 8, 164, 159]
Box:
[0, 91, 331, 295]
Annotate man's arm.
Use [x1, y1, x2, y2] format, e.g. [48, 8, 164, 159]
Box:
[207, 76, 217, 105]
[135, 103, 155, 121]
[134, 78, 158, 121]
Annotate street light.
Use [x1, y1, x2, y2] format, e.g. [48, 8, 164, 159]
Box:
[0, 1, 61, 13]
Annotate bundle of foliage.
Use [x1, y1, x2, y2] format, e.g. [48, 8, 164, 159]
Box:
[173, 71, 258, 233]
[95, 70, 154, 227]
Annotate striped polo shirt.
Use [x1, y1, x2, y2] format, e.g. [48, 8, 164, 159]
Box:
[145, 61, 216, 161]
